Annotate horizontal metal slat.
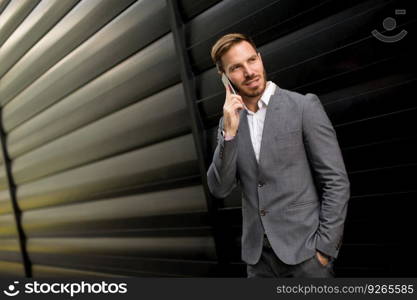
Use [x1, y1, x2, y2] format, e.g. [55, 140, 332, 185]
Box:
[349, 165, 417, 196]
[336, 108, 416, 148]
[29, 253, 219, 277]
[0, 238, 21, 262]
[32, 264, 124, 278]
[0, 261, 25, 277]
[343, 137, 417, 173]
[323, 75, 416, 125]
[0, 191, 12, 215]
[0, 213, 18, 237]
[0, 165, 8, 190]
[0, 0, 11, 15]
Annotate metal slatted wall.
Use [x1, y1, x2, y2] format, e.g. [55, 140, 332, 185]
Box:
[0, 0, 416, 278]
[0, 0, 219, 278]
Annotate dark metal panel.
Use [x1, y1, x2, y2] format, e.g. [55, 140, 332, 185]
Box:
[323, 75, 416, 126]
[343, 137, 417, 173]
[7, 34, 180, 159]
[186, 0, 317, 71]
[0, 0, 39, 47]
[267, 36, 415, 97]
[336, 244, 389, 276]
[220, 191, 417, 275]
[343, 192, 417, 276]
[16, 134, 199, 212]
[336, 109, 416, 148]
[347, 192, 417, 222]
[350, 165, 417, 196]
[177, 0, 221, 21]
[2, 0, 170, 132]
[197, 0, 405, 124]
[186, 0, 366, 73]
[12, 84, 188, 183]
[0, 0, 137, 107]
[193, 0, 416, 277]
[0, 0, 80, 78]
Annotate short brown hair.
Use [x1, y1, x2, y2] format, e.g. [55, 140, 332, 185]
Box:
[210, 33, 257, 72]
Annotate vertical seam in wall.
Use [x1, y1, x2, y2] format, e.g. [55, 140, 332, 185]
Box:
[0, 108, 32, 277]
[166, 0, 229, 273]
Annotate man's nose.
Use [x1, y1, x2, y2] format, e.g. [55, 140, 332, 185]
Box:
[243, 64, 255, 77]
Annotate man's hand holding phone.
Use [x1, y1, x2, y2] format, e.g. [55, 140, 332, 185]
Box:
[222, 74, 244, 138]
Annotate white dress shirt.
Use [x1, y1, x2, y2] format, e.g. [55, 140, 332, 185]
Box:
[224, 81, 277, 163]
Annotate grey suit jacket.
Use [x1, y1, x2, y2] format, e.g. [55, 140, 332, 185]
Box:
[207, 87, 350, 265]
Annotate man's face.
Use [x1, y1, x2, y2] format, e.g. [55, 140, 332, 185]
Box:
[221, 41, 266, 99]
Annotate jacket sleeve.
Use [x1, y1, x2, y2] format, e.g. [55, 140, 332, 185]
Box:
[206, 116, 238, 199]
[302, 94, 350, 259]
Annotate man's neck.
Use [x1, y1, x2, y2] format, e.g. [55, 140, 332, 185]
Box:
[242, 95, 261, 113]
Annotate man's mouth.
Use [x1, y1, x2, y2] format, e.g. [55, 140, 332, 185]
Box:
[244, 77, 260, 87]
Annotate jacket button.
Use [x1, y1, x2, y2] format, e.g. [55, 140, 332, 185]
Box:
[260, 209, 266, 216]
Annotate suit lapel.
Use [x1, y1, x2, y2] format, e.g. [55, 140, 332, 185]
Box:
[238, 109, 258, 166]
[258, 88, 282, 167]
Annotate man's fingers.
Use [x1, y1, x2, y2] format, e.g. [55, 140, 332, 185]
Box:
[232, 101, 244, 110]
[231, 98, 244, 110]
[224, 81, 231, 97]
[225, 103, 243, 115]
[224, 99, 243, 111]
[227, 95, 243, 105]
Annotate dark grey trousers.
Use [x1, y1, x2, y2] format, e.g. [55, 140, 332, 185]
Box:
[247, 235, 335, 278]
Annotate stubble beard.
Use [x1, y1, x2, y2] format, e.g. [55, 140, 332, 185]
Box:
[238, 70, 267, 99]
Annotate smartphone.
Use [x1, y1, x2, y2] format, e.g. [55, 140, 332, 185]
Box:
[221, 73, 237, 95]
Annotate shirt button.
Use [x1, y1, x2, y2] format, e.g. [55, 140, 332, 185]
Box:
[260, 209, 266, 216]
[258, 182, 264, 188]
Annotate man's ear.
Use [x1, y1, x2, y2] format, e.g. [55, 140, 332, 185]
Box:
[257, 52, 264, 66]
[216, 63, 223, 75]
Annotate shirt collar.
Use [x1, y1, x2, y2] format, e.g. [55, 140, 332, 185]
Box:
[244, 81, 277, 114]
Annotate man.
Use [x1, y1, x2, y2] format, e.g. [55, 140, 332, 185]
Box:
[206, 33, 350, 278]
